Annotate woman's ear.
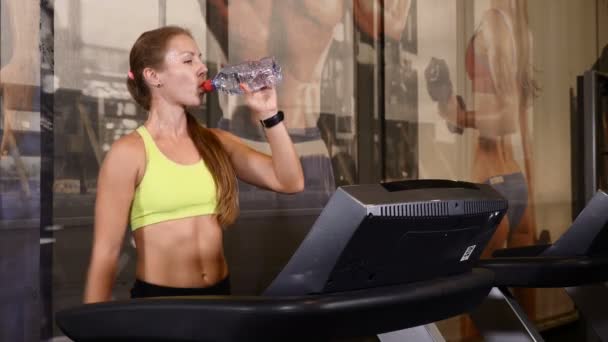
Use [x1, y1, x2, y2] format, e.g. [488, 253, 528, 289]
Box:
[142, 67, 161, 88]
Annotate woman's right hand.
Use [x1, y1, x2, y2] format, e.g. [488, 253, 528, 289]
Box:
[444, 96, 465, 134]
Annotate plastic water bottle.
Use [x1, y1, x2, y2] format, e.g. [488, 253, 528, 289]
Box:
[200, 56, 283, 95]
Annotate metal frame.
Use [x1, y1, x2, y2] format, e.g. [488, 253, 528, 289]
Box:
[471, 287, 545, 342]
[566, 284, 608, 341]
[582, 70, 608, 205]
[471, 286, 544, 342]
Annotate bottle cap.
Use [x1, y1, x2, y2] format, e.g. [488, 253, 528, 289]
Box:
[200, 80, 215, 93]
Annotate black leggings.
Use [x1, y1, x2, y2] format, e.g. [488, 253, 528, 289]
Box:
[130, 277, 231, 298]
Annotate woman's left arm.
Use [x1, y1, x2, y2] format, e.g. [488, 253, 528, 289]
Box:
[213, 85, 304, 194]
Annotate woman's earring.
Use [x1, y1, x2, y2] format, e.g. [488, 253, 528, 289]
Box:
[156, 83, 162, 88]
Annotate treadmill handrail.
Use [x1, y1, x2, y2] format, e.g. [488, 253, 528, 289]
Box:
[57, 269, 494, 341]
[543, 190, 608, 257]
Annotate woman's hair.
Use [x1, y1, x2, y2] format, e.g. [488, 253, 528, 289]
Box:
[491, 0, 539, 107]
[127, 26, 239, 226]
[511, 0, 539, 107]
[511, 0, 538, 193]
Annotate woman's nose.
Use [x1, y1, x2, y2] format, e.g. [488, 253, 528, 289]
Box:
[197, 64, 208, 77]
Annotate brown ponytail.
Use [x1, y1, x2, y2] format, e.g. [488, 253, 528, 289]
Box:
[186, 112, 239, 226]
[127, 26, 239, 227]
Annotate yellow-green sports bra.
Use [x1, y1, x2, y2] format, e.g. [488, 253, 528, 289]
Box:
[129, 126, 218, 230]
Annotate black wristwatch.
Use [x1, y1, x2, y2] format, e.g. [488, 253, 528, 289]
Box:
[260, 111, 284, 129]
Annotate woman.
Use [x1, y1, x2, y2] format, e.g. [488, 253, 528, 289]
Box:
[428, 0, 538, 265]
[426, 0, 539, 334]
[83, 26, 304, 303]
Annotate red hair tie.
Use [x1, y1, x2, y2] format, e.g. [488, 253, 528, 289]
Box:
[127, 71, 135, 80]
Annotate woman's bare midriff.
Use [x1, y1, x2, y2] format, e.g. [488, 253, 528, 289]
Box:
[132, 214, 228, 288]
[472, 135, 522, 183]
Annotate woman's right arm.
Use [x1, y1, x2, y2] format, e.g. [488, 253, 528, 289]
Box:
[83, 136, 142, 303]
[437, 95, 476, 130]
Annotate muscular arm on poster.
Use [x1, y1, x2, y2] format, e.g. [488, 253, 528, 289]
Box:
[299, 0, 344, 27]
[226, 0, 273, 60]
[0, 0, 40, 155]
[0, 0, 39, 198]
[0, 0, 40, 88]
[279, 0, 345, 81]
[271, 0, 346, 129]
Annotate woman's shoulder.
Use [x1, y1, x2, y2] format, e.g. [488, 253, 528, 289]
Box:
[479, 8, 511, 35]
[112, 130, 145, 153]
[476, 9, 515, 54]
[207, 127, 239, 144]
[206, 127, 247, 156]
[102, 130, 146, 169]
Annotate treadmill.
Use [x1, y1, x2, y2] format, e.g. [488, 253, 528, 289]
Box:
[56, 180, 508, 341]
[472, 190, 608, 342]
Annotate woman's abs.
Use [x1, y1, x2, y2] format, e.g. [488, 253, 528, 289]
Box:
[132, 215, 228, 288]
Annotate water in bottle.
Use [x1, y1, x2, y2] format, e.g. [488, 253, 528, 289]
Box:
[200, 56, 282, 95]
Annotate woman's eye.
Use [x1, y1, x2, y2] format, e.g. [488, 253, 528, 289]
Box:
[185, 60, 193, 64]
